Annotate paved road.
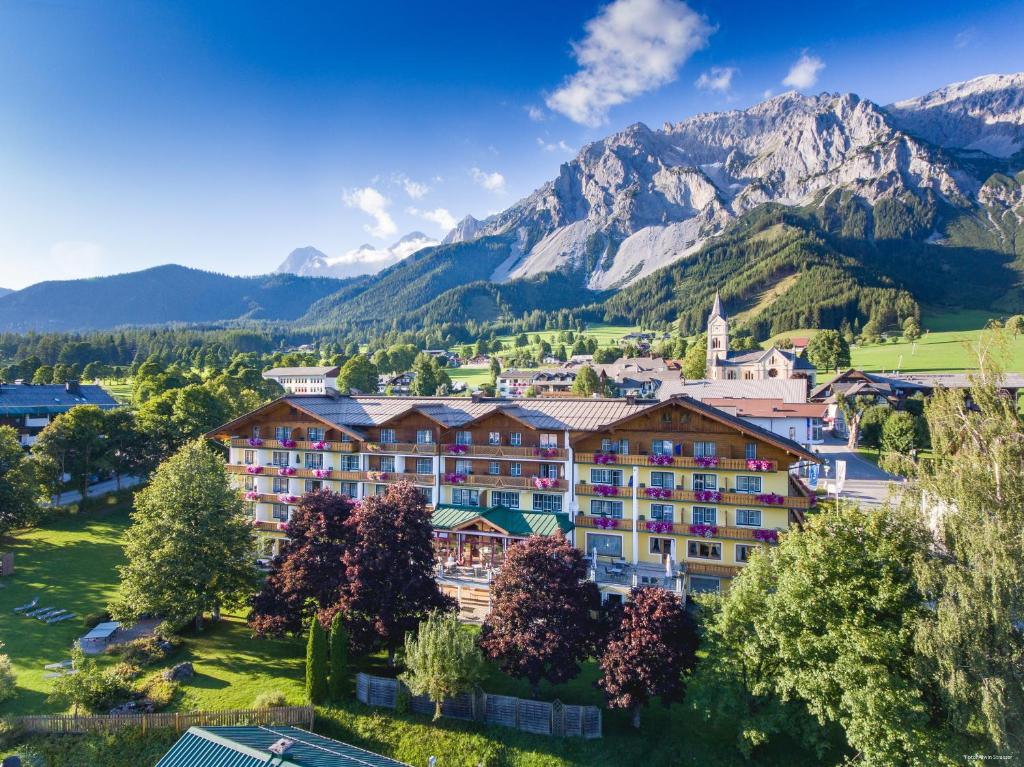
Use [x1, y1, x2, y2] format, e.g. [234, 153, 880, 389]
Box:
[52, 475, 143, 506]
[815, 436, 903, 507]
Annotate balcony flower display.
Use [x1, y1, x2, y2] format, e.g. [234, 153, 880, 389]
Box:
[693, 490, 722, 503]
[753, 529, 779, 543]
[645, 520, 673, 533]
[648, 454, 674, 466]
[644, 487, 672, 499]
[443, 472, 467, 484]
[313, 468, 332, 479]
[280, 438, 297, 448]
[244, 491, 260, 501]
[277, 467, 296, 477]
[746, 459, 773, 471]
[688, 523, 718, 538]
[755, 492, 786, 505]
[594, 517, 619, 529]
[277, 494, 299, 504]
[533, 477, 558, 489]
[310, 441, 330, 451]
[367, 471, 389, 482]
[592, 484, 619, 497]
[593, 452, 617, 465]
[444, 443, 468, 454]
[277, 521, 290, 531]
[247, 437, 264, 447]
[533, 447, 559, 458]
[694, 456, 719, 468]
[245, 465, 263, 475]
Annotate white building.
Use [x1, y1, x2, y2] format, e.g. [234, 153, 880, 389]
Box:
[702, 398, 827, 447]
[262, 366, 340, 395]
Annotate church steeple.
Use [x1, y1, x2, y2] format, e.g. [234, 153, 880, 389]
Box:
[706, 290, 730, 370]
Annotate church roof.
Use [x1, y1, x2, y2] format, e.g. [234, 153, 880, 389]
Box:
[710, 290, 724, 319]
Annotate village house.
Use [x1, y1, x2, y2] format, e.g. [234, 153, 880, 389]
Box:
[0, 381, 118, 448]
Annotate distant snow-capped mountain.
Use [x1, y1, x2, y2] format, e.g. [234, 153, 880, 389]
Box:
[275, 232, 439, 279]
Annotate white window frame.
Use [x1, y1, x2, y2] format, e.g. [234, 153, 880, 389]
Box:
[691, 506, 717, 525]
[735, 475, 762, 494]
[692, 473, 717, 491]
[736, 508, 762, 527]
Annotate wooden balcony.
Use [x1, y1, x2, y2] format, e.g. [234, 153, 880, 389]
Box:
[575, 483, 812, 509]
[442, 444, 568, 460]
[364, 442, 439, 456]
[441, 474, 566, 491]
[637, 521, 781, 542]
[361, 472, 435, 486]
[230, 438, 358, 452]
[227, 464, 362, 481]
[575, 453, 776, 472]
[252, 520, 286, 534]
[685, 562, 743, 578]
[575, 514, 629, 531]
[244, 492, 302, 505]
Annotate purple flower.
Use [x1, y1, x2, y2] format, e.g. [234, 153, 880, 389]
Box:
[594, 517, 619, 529]
[245, 466, 263, 475]
[695, 456, 719, 468]
[688, 523, 718, 538]
[280, 438, 297, 448]
[247, 438, 264, 448]
[648, 454, 674, 466]
[753, 529, 779, 543]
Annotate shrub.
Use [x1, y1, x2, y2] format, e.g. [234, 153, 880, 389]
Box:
[253, 691, 287, 709]
[0, 645, 16, 704]
[137, 672, 178, 710]
[109, 635, 181, 666]
[328, 612, 349, 702]
[305, 618, 328, 704]
[83, 611, 112, 630]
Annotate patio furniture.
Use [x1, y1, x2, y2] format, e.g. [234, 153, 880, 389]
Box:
[44, 660, 73, 670]
[50, 613, 75, 624]
[40, 609, 68, 623]
[36, 608, 65, 621]
[13, 597, 38, 613]
[26, 606, 54, 618]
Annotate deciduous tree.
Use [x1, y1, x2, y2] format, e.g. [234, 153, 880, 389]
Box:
[479, 532, 600, 697]
[0, 425, 40, 535]
[401, 610, 484, 720]
[337, 354, 378, 394]
[598, 586, 698, 728]
[32, 404, 107, 503]
[570, 365, 602, 396]
[805, 329, 850, 371]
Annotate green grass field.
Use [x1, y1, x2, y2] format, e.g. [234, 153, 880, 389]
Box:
[97, 379, 133, 405]
[487, 322, 642, 352]
[447, 365, 493, 393]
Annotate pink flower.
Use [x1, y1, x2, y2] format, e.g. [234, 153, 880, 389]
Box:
[280, 438, 297, 448]
[593, 453, 617, 465]
[753, 529, 779, 543]
[593, 484, 619, 497]
[311, 441, 330, 451]
[688, 523, 718, 537]
[247, 438, 264, 447]
[594, 517, 619, 529]
[245, 466, 263, 475]
[244, 491, 260, 501]
[648, 454, 674, 466]
[695, 456, 719, 468]
[278, 467, 296, 477]
[313, 468, 332, 479]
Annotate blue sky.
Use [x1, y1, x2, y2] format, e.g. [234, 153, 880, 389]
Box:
[1, 0, 1022, 289]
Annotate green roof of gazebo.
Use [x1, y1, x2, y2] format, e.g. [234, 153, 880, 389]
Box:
[430, 504, 574, 537]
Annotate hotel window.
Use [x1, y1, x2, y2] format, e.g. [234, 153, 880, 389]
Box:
[694, 441, 716, 458]
[304, 453, 324, 469]
[415, 487, 432, 503]
[271, 504, 288, 521]
[692, 473, 717, 491]
[509, 432, 522, 446]
[243, 450, 255, 465]
[374, 484, 387, 496]
[736, 509, 762, 527]
[510, 463, 522, 477]
[586, 533, 622, 559]
[380, 428, 396, 444]
[590, 499, 623, 518]
[339, 482, 358, 497]
[650, 537, 672, 555]
[304, 479, 322, 493]
[340, 455, 360, 471]
[661, 411, 673, 424]
[745, 442, 757, 460]
[590, 468, 623, 486]
[532, 493, 563, 513]
[539, 463, 559, 479]
[274, 426, 289, 441]
[736, 544, 755, 564]
[651, 439, 674, 456]
[735, 475, 762, 494]
[649, 471, 674, 489]
[491, 491, 520, 509]
[539, 433, 558, 448]
[271, 451, 289, 467]
[243, 476, 256, 491]
[415, 458, 433, 475]
[689, 576, 721, 593]
[455, 459, 473, 475]
[488, 461, 500, 476]
[691, 506, 718, 526]
[650, 503, 674, 521]
[687, 540, 722, 560]
[452, 488, 480, 506]
[272, 477, 289, 493]
[340, 433, 351, 443]
[488, 432, 501, 446]
[601, 438, 629, 454]
[379, 456, 396, 473]
[416, 429, 433, 444]
[455, 431, 473, 445]
[307, 427, 324, 442]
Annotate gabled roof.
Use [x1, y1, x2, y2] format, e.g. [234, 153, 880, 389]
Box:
[263, 367, 340, 377]
[431, 505, 574, 537]
[0, 383, 118, 415]
[156, 726, 411, 767]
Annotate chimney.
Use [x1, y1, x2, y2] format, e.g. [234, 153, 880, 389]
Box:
[625, 395, 637, 405]
[471, 391, 485, 403]
[65, 380, 80, 394]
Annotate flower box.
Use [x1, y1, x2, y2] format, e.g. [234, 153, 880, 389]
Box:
[753, 529, 779, 543]
[244, 491, 260, 501]
[688, 523, 718, 538]
[745, 459, 773, 471]
[693, 490, 722, 503]
[594, 517, 619, 529]
[644, 487, 673, 499]
[754, 493, 786, 505]
[694, 456, 719, 468]
[313, 468, 332, 479]
[592, 484, 620, 497]
[445, 444, 468, 455]
[247, 438, 264, 447]
[277, 494, 298, 504]
[310, 441, 330, 451]
[533, 477, 558, 489]
[593, 453, 617, 465]
[645, 520, 674, 533]
[443, 472, 466, 484]
[648, 454, 674, 466]
[245, 466, 263, 475]
[277, 467, 296, 477]
[533, 447, 559, 458]
[280, 438, 297, 449]
[277, 521, 290, 531]
[367, 471, 389, 482]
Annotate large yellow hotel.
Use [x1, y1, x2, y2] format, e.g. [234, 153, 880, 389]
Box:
[211, 393, 817, 604]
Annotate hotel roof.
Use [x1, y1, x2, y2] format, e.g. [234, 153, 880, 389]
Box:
[0, 383, 118, 416]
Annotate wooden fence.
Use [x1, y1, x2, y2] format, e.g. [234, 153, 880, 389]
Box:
[13, 705, 315, 734]
[355, 673, 601, 738]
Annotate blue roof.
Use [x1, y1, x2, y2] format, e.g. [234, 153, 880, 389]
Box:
[156, 726, 412, 767]
[0, 383, 118, 415]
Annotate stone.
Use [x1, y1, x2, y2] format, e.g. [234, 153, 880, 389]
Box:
[163, 661, 194, 681]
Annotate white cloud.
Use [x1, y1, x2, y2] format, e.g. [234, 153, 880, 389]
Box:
[695, 66, 736, 92]
[316, 233, 439, 279]
[402, 177, 429, 199]
[342, 186, 397, 239]
[536, 137, 574, 153]
[954, 28, 977, 49]
[526, 105, 546, 121]
[545, 0, 714, 126]
[782, 52, 825, 90]
[471, 167, 506, 193]
[407, 206, 458, 232]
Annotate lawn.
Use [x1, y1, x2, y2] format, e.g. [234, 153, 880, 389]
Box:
[487, 322, 642, 352]
[447, 365, 493, 393]
[98, 379, 133, 405]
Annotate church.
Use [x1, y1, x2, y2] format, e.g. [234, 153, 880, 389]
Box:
[704, 292, 816, 386]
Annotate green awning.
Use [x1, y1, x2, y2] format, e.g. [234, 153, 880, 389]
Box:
[431, 504, 574, 537]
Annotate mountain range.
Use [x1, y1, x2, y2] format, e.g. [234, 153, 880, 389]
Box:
[2, 73, 1022, 335]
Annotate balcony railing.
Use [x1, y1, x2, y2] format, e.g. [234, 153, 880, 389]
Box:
[364, 442, 439, 455]
[575, 453, 776, 471]
[442, 444, 568, 460]
[440, 474, 566, 491]
[252, 520, 286, 533]
[686, 562, 743, 578]
[574, 483, 812, 509]
[230, 438, 358, 452]
[227, 464, 363, 481]
[361, 471, 435, 486]
[575, 514, 629, 530]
